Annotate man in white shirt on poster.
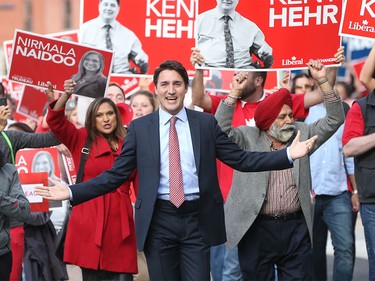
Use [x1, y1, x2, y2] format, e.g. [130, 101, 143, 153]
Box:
[79, 0, 149, 74]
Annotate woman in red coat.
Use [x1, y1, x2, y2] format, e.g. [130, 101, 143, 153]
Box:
[46, 79, 137, 281]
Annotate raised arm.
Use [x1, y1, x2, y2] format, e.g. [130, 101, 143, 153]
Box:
[51, 80, 76, 111]
[360, 43, 375, 92]
[0, 104, 10, 131]
[190, 47, 213, 111]
[303, 46, 345, 109]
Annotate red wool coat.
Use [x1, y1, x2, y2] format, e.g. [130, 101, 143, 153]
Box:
[47, 104, 137, 273]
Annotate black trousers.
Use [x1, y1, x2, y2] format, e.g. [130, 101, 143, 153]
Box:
[238, 216, 312, 281]
[0, 251, 12, 281]
[144, 200, 210, 281]
[81, 268, 133, 281]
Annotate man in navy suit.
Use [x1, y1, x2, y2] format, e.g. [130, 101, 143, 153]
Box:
[37, 60, 316, 281]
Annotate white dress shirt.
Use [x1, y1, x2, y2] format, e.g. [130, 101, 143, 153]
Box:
[158, 108, 199, 200]
[79, 17, 148, 74]
[197, 8, 272, 69]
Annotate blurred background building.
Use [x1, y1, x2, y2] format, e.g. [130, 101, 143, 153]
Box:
[0, 0, 80, 75]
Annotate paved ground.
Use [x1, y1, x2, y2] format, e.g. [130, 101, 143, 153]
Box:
[67, 215, 369, 281]
[327, 215, 369, 281]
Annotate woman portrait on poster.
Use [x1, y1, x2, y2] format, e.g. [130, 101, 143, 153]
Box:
[71, 50, 107, 99]
[31, 150, 60, 183]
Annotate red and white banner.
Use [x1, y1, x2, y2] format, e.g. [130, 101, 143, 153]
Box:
[19, 172, 50, 212]
[8, 30, 113, 98]
[80, 0, 204, 77]
[340, 0, 375, 40]
[197, 0, 342, 71]
[3, 30, 79, 74]
[16, 86, 48, 122]
[203, 69, 279, 93]
[109, 75, 155, 98]
[3, 40, 13, 73]
[16, 147, 67, 208]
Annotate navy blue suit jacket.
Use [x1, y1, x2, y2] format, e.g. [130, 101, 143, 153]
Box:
[70, 108, 293, 250]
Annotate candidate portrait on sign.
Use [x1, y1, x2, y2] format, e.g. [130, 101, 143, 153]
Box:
[197, 0, 274, 69]
[71, 50, 108, 99]
[79, 0, 149, 74]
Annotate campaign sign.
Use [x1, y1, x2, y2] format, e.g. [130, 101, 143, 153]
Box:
[16, 86, 48, 122]
[203, 69, 279, 93]
[109, 75, 155, 98]
[80, 0, 208, 77]
[197, 0, 342, 71]
[16, 147, 65, 209]
[61, 154, 77, 185]
[340, 0, 375, 40]
[8, 29, 113, 99]
[3, 30, 79, 74]
[19, 172, 49, 212]
[3, 40, 13, 72]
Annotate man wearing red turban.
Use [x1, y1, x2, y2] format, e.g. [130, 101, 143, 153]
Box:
[215, 60, 345, 281]
[254, 88, 293, 131]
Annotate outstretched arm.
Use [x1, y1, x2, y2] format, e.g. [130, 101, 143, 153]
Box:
[190, 47, 213, 111]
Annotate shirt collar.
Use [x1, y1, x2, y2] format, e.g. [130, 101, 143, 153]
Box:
[159, 107, 188, 126]
[239, 91, 267, 108]
[99, 18, 116, 29]
[214, 8, 236, 21]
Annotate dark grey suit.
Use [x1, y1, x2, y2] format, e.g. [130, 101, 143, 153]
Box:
[70, 108, 294, 279]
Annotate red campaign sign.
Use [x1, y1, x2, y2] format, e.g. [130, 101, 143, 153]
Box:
[18, 172, 50, 213]
[17, 86, 48, 122]
[0, 76, 15, 96]
[61, 154, 77, 185]
[340, 0, 375, 40]
[197, 0, 342, 71]
[3, 30, 78, 74]
[80, 0, 206, 77]
[204, 69, 278, 93]
[0, 76, 24, 117]
[16, 147, 66, 209]
[8, 29, 113, 99]
[109, 75, 155, 98]
[3, 40, 13, 72]
[350, 58, 367, 92]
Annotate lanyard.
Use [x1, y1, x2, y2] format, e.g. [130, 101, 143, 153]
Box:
[1, 131, 14, 164]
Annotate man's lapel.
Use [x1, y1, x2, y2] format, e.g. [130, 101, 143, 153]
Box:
[186, 109, 201, 173]
[147, 111, 161, 170]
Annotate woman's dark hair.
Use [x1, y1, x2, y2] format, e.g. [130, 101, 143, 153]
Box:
[153, 60, 189, 88]
[8, 122, 34, 133]
[0, 82, 4, 96]
[290, 72, 313, 94]
[85, 97, 126, 143]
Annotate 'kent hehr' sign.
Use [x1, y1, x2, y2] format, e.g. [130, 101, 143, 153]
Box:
[340, 0, 375, 40]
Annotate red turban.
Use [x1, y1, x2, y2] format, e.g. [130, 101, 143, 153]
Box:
[254, 88, 293, 131]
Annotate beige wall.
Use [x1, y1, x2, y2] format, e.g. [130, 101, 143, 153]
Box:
[0, 0, 80, 75]
[0, 0, 80, 43]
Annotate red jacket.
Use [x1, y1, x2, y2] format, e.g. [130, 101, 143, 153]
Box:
[47, 103, 137, 273]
